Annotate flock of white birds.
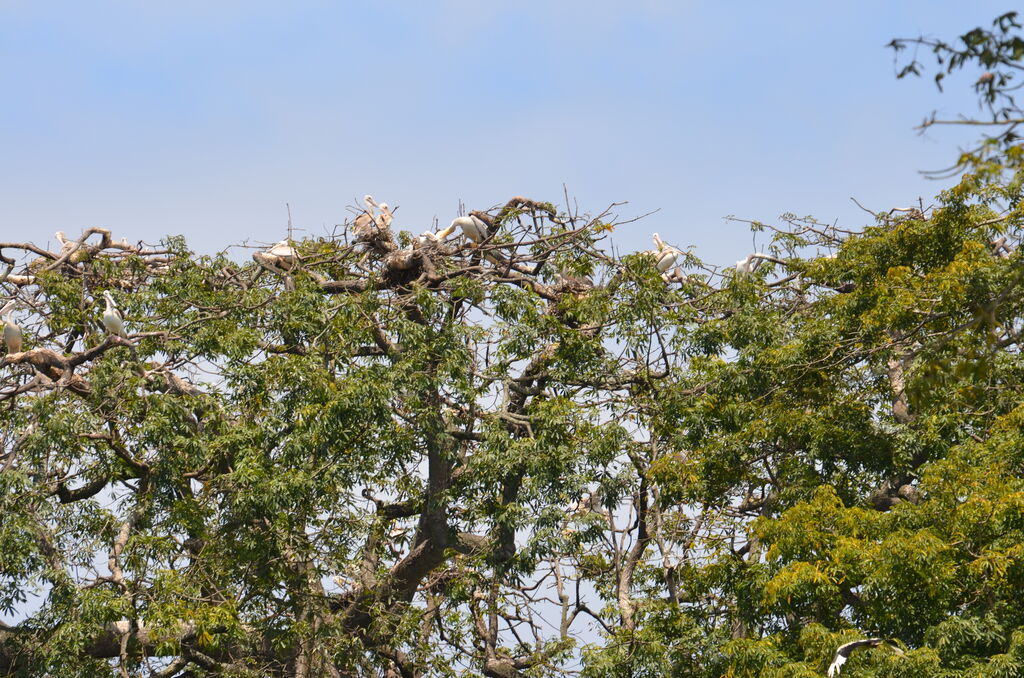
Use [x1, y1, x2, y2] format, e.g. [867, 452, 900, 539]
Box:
[256, 195, 770, 286]
[0, 196, 782, 356]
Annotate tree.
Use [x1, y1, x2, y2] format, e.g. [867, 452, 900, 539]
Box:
[3, 16, 1024, 678]
[890, 10, 1024, 179]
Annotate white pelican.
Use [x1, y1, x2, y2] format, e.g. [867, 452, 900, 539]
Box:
[827, 638, 902, 677]
[649, 233, 683, 272]
[1, 301, 22, 354]
[416, 222, 457, 248]
[376, 203, 394, 229]
[101, 291, 128, 340]
[656, 248, 682, 272]
[353, 194, 379, 238]
[451, 215, 488, 244]
[54, 230, 88, 263]
[268, 240, 297, 266]
[735, 254, 765, 274]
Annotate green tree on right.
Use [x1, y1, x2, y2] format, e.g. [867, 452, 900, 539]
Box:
[649, 12, 1024, 677]
[588, 11, 1024, 678]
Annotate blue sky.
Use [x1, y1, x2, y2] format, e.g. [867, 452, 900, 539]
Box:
[0, 1, 1011, 265]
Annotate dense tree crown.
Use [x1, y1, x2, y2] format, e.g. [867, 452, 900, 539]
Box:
[2, 13, 1024, 678]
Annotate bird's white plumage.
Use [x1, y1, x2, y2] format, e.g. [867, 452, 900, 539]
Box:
[452, 215, 487, 244]
[656, 246, 683, 272]
[416, 222, 457, 248]
[376, 203, 394, 229]
[102, 291, 128, 339]
[735, 253, 766, 274]
[2, 302, 22, 354]
[649, 233, 682, 272]
[352, 195, 383, 239]
[826, 654, 846, 677]
[4, 321, 22, 354]
[268, 240, 297, 264]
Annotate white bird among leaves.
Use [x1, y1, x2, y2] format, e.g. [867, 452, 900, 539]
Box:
[102, 291, 128, 340]
[451, 215, 488, 245]
[1, 301, 22, 354]
[267, 240, 297, 266]
[651, 233, 683, 272]
[827, 638, 903, 677]
[735, 253, 766, 274]
[416, 222, 457, 248]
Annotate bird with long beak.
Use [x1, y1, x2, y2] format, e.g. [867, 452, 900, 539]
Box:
[376, 202, 394, 229]
[1, 301, 22, 354]
[451, 215, 488, 244]
[102, 291, 128, 340]
[352, 194, 380, 238]
[415, 222, 457, 248]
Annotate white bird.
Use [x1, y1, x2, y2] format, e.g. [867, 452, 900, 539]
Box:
[101, 291, 128, 340]
[655, 246, 683, 272]
[376, 203, 394, 229]
[1, 301, 22, 354]
[827, 638, 902, 677]
[451, 215, 488, 244]
[416, 222, 457, 248]
[650, 233, 683, 272]
[353, 194, 380, 238]
[268, 240, 297, 266]
[735, 254, 765, 275]
[54, 230, 88, 263]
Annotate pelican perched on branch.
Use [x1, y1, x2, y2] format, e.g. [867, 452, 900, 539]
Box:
[55, 231, 72, 253]
[54, 230, 85, 263]
[1, 301, 22, 354]
[735, 253, 766, 274]
[376, 202, 394, 229]
[416, 222, 457, 248]
[268, 240, 297, 266]
[650, 232, 683, 272]
[827, 638, 903, 677]
[451, 215, 488, 244]
[352, 194, 379, 238]
[101, 291, 128, 340]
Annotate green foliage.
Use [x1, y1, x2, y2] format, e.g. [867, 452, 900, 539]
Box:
[4, 14, 1024, 677]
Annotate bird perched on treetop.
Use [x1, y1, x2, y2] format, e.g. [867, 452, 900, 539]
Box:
[416, 222, 457, 248]
[267, 240, 297, 267]
[735, 253, 765, 274]
[451, 215, 488, 244]
[651, 233, 683, 272]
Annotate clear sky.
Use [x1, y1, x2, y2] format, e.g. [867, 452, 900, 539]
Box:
[0, 1, 1011, 265]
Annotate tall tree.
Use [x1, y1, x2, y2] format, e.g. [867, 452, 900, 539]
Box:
[3, 14, 1024, 678]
